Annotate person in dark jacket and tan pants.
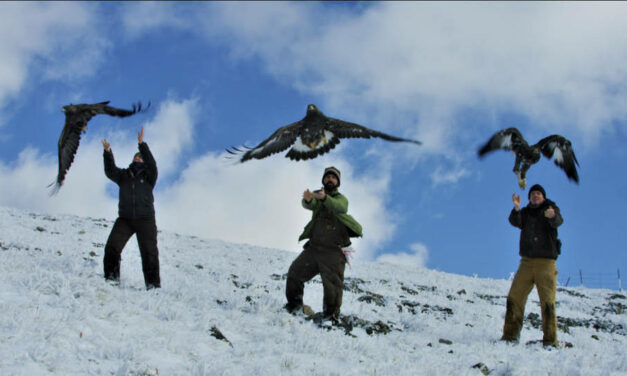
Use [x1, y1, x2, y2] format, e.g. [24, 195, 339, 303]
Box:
[502, 184, 562, 347]
[101, 127, 160, 289]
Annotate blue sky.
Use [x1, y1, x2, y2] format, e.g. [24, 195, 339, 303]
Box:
[0, 2, 625, 288]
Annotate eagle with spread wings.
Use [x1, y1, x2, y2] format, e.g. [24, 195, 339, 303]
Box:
[478, 127, 579, 188]
[50, 101, 150, 194]
[227, 104, 421, 162]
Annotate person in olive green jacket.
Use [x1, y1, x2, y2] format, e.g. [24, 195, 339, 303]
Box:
[285, 166, 362, 319]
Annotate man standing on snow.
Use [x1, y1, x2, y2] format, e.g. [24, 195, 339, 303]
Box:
[285, 167, 362, 320]
[502, 184, 563, 347]
[101, 127, 160, 290]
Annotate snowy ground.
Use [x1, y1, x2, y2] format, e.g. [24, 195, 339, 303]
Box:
[0, 206, 625, 376]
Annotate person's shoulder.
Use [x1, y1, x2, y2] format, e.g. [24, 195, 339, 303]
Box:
[332, 191, 347, 198]
[544, 199, 558, 207]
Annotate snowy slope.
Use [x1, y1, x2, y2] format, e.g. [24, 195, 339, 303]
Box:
[0, 206, 625, 376]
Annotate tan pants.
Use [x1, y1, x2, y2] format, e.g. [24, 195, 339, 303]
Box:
[502, 257, 558, 346]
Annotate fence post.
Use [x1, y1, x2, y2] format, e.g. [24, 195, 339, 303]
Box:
[579, 269, 583, 286]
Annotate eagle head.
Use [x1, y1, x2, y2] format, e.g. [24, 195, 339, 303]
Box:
[306, 104, 322, 116]
[62, 104, 77, 114]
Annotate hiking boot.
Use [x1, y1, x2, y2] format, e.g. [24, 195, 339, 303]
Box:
[525, 339, 558, 348]
[542, 340, 559, 348]
[284, 303, 314, 316]
[500, 335, 519, 345]
[302, 305, 314, 316]
[105, 276, 120, 287]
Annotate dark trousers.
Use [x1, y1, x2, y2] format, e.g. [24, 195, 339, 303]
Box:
[103, 217, 161, 289]
[286, 246, 346, 317]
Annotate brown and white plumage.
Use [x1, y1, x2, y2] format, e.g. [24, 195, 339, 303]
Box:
[50, 101, 150, 194]
[478, 127, 579, 188]
[227, 104, 421, 162]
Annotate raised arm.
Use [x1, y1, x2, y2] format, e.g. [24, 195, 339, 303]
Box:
[137, 127, 158, 186]
[302, 189, 320, 210]
[508, 193, 522, 228]
[102, 139, 124, 184]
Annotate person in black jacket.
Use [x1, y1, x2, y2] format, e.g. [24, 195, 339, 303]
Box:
[502, 184, 563, 347]
[101, 127, 160, 289]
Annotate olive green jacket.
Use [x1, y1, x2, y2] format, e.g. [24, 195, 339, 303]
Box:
[298, 190, 363, 242]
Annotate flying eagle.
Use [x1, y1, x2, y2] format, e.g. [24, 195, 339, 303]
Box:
[478, 127, 579, 188]
[50, 101, 150, 194]
[227, 104, 421, 162]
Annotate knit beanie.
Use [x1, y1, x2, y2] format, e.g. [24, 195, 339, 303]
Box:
[528, 184, 546, 199]
[322, 166, 341, 187]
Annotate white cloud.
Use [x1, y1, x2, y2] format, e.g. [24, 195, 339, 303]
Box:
[115, 1, 627, 186]
[120, 2, 193, 39]
[156, 153, 395, 261]
[0, 3, 108, 125]
[430, 165, 471, 187]
[142, 99, 197, 179]
[0, 99, 195, 219]
[376, 242, 429, 269]
[0, 144, 116, 219]
[0, 98, 396, 261]
[195, 2, 627, 152]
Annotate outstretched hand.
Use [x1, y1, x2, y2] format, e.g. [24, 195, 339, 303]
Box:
[138, 126, 144, 144]
[313, 187, 326, 201]
[512, 193, 521, 211]
[544, 206, 556, 219]
[303, 189, 314, 203]
[101, 139, 111, 152]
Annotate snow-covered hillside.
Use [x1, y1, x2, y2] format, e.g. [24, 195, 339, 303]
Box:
[0, 206, 625, 375]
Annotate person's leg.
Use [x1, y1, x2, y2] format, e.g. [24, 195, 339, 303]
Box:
[318, 251, 346, 319]
[103, 218, 135, 282]
[135, 217, 161, 289]
[285, 250, 319, 311]
[535, 259, 558, 346]
[502, 258, 535, 342]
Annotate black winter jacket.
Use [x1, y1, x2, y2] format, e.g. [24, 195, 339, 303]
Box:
[509, 199, 563, 259]
[104, 142, 157, 219]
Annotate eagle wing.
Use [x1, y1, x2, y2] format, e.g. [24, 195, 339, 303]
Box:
[101, 101, 150, 118]
[325, 118, 422, 144]
[536, 134, 580, 183]
[228, 121, 303, 162]
[282, 118, 421, 161]
[50, 117, 86, 194]
[477, 127, 526, 157]
[50, 101, 150, 194]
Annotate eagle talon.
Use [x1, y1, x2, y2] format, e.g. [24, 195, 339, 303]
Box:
[514, 171, 526, 188]
[518, 178, 527, 189]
